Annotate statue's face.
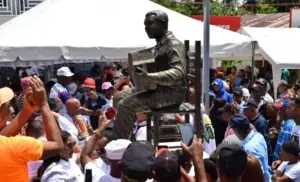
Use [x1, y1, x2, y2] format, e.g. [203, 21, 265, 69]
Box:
[144, 15, 163, 39]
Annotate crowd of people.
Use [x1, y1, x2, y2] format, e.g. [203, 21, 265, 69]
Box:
[0, 60, 300, 182]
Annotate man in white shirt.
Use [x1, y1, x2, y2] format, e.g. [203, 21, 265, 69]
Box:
[240, 78, 250, 101]
[49, 67, 73, 114]
[273, 141, 300, 181]
[85, 139, 131, 182]
[101, 82, 115, 128]
[131, 112, 147, 141]
[49, 98, 79, 140]
[233, 88, 245, 114]
[63, 98, 91, 147]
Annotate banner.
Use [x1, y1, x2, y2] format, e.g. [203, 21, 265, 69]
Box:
[190, 15, 241, 32]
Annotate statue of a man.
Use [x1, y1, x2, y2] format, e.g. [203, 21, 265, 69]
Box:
[104, 10, 187, 140]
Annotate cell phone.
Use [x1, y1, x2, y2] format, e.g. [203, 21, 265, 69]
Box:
[82, 86, 91, 93]
[85, 169, 92, 182]
[178, 123, 194, 146]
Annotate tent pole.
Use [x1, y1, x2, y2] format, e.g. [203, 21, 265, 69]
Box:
[251, 41, 257, 85]
[203, 0, 210, 114]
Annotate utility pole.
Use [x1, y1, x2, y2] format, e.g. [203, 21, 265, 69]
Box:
[202, 0, 210, 113]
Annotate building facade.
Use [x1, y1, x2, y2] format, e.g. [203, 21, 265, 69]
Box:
[0, 0, 43, 24]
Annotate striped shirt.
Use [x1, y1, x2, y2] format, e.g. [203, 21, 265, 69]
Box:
[16, 94, 24, 114]
[273, 119, 295, 161]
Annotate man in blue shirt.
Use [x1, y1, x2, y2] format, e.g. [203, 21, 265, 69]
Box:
[243, 100, 273, 163]
[273, 100, 295, 161]
[231, 114, 271, 182]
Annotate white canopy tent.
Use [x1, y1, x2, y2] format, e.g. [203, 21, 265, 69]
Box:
[0, 0, 253, 67]
[239, 27, 300, 97]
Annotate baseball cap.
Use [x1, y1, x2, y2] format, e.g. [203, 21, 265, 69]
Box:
[105, 139, 131, 160]
[233, 88, 243, 97]
[255, 78, 267, 88]
[121, 141, 155, 181]
[241, 100, 257, 109]
[217, 143, 247, 178]
[154, 150, 181, 181]
[56, 67, 74, 77]
[83, 78, 96, 89]
[230, 114, 250, 129]
[0, 87, 14, 107]
[102, 82, 113, 90]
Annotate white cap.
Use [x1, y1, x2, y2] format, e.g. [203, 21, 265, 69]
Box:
[105, 139, 131, 160]
[56, 67, 74, 77]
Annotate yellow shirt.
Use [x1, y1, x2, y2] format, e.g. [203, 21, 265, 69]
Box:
[0, 135, 43, 182]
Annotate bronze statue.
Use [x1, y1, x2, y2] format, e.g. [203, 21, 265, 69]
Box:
[104, 10, 187, 140]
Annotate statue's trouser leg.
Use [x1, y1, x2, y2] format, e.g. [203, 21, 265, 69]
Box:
[112, 88, 185, 140]
[113, 88, 137, 108]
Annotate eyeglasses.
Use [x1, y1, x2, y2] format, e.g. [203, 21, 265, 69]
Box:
[65, 141, 76, 149]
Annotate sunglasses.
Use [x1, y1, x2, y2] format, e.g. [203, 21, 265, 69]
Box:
[65, 141, 76, 149]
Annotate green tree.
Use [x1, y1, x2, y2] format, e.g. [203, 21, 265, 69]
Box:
[153, 0, 247, 16]
[153, 0, 276, 15]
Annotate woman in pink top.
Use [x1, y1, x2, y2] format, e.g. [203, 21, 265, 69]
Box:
[219, 104, 238, 139]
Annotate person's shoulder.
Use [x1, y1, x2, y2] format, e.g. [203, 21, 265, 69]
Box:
[166, 34, 184, 48]
[258, 114, 267, 122]
[42, 162, 68, 181]
[1, 135, 40, 144]
[285, 119, 296, 127]
[203, 114, 212, 125]
[250, 131, 264, 140]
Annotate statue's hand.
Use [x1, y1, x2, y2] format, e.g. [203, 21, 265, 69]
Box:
[134, 67, 148, 78]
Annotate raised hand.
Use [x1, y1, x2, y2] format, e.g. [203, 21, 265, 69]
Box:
[98, 112, 112, 130]
[181, 135, 203, 159]
[29, 76, 48, 108]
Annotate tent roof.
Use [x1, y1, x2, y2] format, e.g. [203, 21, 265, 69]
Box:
[0, 0, 252, 66]
[239, 27, 300, 69]
[239, 27, 300, 98]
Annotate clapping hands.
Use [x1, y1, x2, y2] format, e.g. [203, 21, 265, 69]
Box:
[23, 76, 48, 112]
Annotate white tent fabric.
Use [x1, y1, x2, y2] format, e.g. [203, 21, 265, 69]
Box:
[239, 27, 300, 97]
[0, 0, 253, 67]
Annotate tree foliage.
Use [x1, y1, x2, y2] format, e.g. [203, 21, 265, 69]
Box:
[153, 0, 278, 15]
[153, 0, 247, 15]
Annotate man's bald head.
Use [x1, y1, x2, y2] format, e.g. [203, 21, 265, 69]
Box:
[66, 98, 80, 106]
[65, 98, 81, 116]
